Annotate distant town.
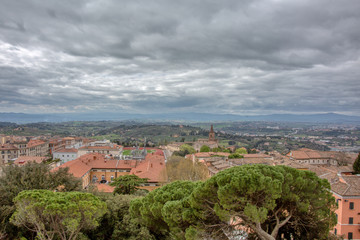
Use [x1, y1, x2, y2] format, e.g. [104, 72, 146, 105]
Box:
[1, 120, 360, 239]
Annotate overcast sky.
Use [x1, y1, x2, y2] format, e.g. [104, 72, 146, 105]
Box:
[1, 0, 360, 116]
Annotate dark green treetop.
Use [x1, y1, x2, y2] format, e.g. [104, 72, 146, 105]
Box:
[110, 174, 148, 195]
[10, 190, 107, 240]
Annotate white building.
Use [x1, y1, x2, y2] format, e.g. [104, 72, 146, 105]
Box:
[53, 148, 78, 164]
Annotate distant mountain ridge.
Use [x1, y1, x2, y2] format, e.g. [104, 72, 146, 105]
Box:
[1, 112, 360, 124]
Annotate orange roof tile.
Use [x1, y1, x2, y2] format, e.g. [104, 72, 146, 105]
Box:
[80, 146, 119, 150]
[53, 151, 166, 183]
[27, 139, 47, 148]
[0, 144, 19, 150]
[54, 148, 78, 153]
[14, 156, 47, 165]
[94, 183, 115, 193]
[130, 153, 166, 182]
[243, 154, 271, 158]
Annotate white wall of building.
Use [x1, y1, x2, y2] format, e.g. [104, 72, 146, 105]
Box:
[53, 152, 78, 164]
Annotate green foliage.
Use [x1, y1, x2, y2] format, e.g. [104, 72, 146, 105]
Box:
[130, 165, 336, 239]
[173, 144, 196, 157]
[0, 162, 82, 239]
[211, 146, 230, 153]
[185, 165, 336, 239]
[235, 147, 248, 154]
[10, 190, 107, 240]
[84, 194, 154, 240]
[180, 144, 196, 154]
[353, 152, 360, 174]
[110, 175, 147, 195]
[200, 145, 210, 152]
[130, 181, 201, 239]
[228, 153, 244, 159]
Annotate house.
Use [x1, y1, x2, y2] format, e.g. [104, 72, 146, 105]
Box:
[53, 151, 166, 191]
[27, 139, 49, 157]
[287, 148, 339, 166]
[77, 145, 122, 157]
[14, 156, 47, 165]
[0, 144, 19, 164]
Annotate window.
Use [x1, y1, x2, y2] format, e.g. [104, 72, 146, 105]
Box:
[350, 202, 354, 210]
[101, 175, 105, 180]
[349, 217, 353, 224]
[348, 232, 353, 240]
[110, 176, 114, 181]
[334, 228, 337, 235]
[92, 175, 98, 183]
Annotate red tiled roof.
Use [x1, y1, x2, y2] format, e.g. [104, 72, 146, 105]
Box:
[289, 149, 334, 160]
[53, 151, 166, 183]
[130, 153, 166, 182]
[14, 156, 47, 165]
[27, 139, 47, 148]
[54, 148, 78, 153]
[243, 154, 271, 158]
[95, 183, 115, 193]
[0, 144, 19, 150]
[79, 146, 119, 150]
[62, 137, 75, 140]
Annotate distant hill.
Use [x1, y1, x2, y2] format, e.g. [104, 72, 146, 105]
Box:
[1, 112, 360, 124]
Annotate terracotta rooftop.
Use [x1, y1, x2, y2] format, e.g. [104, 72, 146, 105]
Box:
[54, 148, 78, 153]
[0, 144, 19, 150]
[303, 165, 360, 196]
[79, 146, 120, 150]
[63, 137, 75, 140]
[243, 154, 272, 158]
[14, 156, 47, 165]
[53, 151, 166, 183]
[130, 153, 166, 182]
[27, 139, 47, 148]
[331, 175, 360, 196]
[94, 183, 115, 193]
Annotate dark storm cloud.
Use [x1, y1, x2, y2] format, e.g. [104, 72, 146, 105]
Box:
[0, 0, 360, 115]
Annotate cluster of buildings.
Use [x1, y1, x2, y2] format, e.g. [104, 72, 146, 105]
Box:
[1, 133, 167, 193]
[53, 149, 166, 192]
[2, 125, 360, 238]
[0, 135, 50, 164]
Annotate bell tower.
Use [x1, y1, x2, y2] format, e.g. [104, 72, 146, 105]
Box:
[209, 125, 215, 141]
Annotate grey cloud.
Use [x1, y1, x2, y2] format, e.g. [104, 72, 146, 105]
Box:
[0, 0, 360, 115]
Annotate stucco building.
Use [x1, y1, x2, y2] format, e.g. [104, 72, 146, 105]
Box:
[54, 150, 166, 191]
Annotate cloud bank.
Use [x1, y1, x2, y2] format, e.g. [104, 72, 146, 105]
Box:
[0, 0, 360, 115]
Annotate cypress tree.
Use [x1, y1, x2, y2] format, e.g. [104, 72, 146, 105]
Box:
[353, 152, 360, 174]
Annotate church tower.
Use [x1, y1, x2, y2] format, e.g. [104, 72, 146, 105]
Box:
[209, 125, 215, 141]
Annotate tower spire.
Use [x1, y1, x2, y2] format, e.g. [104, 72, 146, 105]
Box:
[209, 125, 215, 141]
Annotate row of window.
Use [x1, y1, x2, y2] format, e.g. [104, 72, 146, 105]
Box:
[336, 199, 355, 210]
[92, 169, 130, 172]
[1, 150, 17, 154]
